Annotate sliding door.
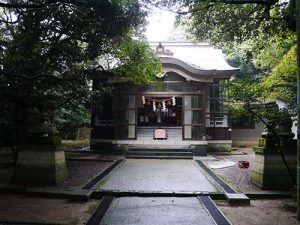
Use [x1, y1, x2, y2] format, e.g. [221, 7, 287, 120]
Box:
[115, 95, 136, 139]
[183, 94, 204, 140]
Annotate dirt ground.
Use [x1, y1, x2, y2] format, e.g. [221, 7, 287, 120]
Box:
[0, 195, 298, 225]
[218, 199, 299, 225]
[0, 152, 114, 224]
[0, 193, 99, 225]
[212, 147, 300, 224]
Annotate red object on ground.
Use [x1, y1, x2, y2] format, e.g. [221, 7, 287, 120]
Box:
[238, 161, 249, 169]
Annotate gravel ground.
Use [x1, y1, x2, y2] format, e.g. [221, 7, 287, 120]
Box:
[0, 160, 113, 190]
[219, 199, 299, 225]
[0, 152, 111, 224]
[210, 148, 261, 192]
[0, 152, 117, 189]
[0, 193, 99, 225]
[211, 147, 300, 225]
[1, 149, 300, 225]
[57, 152, 123, 189]
[56, 160, 112, 189]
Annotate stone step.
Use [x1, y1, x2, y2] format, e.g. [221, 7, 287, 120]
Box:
[137, 133, 182, 136]
[128, 148, 191, 152]
[137, 128, 181, 133]
[225, 193, 250, 205]
[128, 144, 191, 149]
[136, 137, 182, 140]
[126, 150, 192, 157]
[137, 130, 182, 133]
[137, 127, 181, 130]
[137, 133, 182, 139]
[137, 134, 182, 136]
[137, 129, 181, 132]
[137, 130, 181, 133]
[126, 144, 193, 159]
[126, 155, 193, 159]
[137, 128, 181, 130]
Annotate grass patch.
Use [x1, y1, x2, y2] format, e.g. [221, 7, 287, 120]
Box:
[208, 178, 223, 193]
[62, 139, 90, 150]
[85, 202, 99, 214]
[214, 200, 229, 206]
[216, 173, 239, 190]
[95, 178, 108, 189]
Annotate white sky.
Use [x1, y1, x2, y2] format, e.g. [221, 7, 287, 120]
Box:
[145, 10, 176, 42]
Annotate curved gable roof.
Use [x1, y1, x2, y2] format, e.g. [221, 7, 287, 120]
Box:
[151, 42, 239, 81]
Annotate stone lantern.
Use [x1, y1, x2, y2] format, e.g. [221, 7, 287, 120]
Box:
[11, 100, 68, 185]
[251, 106, 296, 190]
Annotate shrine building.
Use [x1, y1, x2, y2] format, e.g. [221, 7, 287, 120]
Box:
[90, 42, 240, 155]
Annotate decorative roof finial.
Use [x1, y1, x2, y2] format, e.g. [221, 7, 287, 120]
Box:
[155, 42, 174, 56]
[156, 42, 164, 54]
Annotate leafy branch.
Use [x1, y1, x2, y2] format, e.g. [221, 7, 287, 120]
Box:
[226, 78, 296, 185]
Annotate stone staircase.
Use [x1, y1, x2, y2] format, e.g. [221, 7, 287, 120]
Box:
[126, 127, 193, 159]
[114, 127, 207, 159]
[126, 146, 193, 159]
[137, 127, 182, 142]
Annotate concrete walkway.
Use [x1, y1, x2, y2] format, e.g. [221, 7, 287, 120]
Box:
[92, 159, 227, 225]
[98, 159, 216, 193]
[99, 197, 217, 225]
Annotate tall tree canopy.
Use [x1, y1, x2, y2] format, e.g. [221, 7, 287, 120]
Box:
[0, 0, 161, 88]
[147, 0, 295, 46]
[143, 1, 297, 139]
[146, 0, 298, 215]
[146, 0, 297, 112]
[0, 0, 162, 146]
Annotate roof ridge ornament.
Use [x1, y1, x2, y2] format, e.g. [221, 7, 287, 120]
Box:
[156, 72, 166, 78]
[155, 42, 174, 56]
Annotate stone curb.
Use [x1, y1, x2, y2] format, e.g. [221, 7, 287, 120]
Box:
[66, 157, 114, 162]
[245, 191, 294, 199]
[0, 159, 123, 202]
[0, 185, 92, 202]
[81, 159, 124, 190]
[25, 188, 71, 199]
[91, 190, 224, 199]
[0, 184, 294, 203]
[125, 156, 193, 160]
[225, 193, 250, 205]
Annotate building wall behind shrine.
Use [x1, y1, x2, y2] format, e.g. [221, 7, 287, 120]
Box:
[231, 122, 264, 147]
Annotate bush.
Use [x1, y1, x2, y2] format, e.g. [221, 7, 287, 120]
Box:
[61, 139, 90, 150]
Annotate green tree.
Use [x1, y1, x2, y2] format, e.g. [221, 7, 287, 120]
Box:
[146, 0, 295, 46]
[224, 41, 262, 79]
[147, 0, 299, 219]
[56, 105, 90, 140]
[226, 76, 296, 185]
[261, 45, 297, 110]
[0, 0, 162, 158]
[225, 32, 296, 109]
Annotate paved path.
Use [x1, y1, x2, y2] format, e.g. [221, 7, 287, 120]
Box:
[92, 159, 230, 225]
[99, 197, 217, 225]
[98, 159, 216, 193]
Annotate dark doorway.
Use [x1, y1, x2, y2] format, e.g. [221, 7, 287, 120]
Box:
[138, 97, 182, 127]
